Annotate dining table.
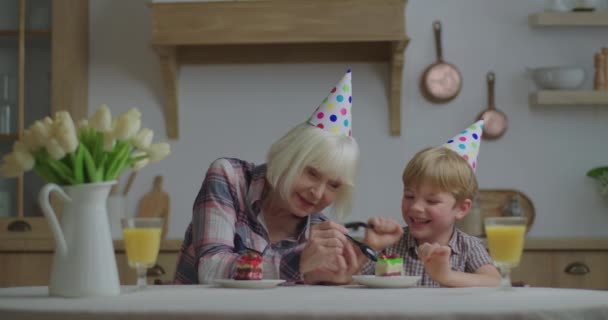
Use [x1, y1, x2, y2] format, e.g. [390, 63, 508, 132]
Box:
[1, 284, 607, 320]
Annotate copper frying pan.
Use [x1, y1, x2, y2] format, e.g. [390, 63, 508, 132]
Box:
[420, 21, 462, 104]
[478, 72, 507, 140]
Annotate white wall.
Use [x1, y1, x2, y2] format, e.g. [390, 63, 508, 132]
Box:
[89, 0, 608, 239]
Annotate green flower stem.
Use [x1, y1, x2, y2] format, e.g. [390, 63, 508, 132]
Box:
[73, 145, 85, 184]
[81, 143, 100, 182]
[94, 132, 104, 167]
[33, 151, 68, 184]
[105, 141, 131, 180]
[34, 164, 61, 184]
[128, 155, 149, 166]
[45, 157, 77, 185]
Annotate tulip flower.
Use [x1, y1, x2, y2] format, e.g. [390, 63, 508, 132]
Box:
[46, 138, 66, 160]
[132, 128, 153, 149]
[113, 108, 141, 140]
[103, 132, 116, 152]
[0, 104, 170, 184]
[146, 143, 171, 162]
[131, 150, 149, 171]
[89, 104, 112, 133]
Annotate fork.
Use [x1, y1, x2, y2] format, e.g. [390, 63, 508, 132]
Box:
[344, 234, 378, 262]
[344, 221, 375, 230]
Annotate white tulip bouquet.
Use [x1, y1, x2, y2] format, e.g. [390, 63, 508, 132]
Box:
[0, 105, 170, 184]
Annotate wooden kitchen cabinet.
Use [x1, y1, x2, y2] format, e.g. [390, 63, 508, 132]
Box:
[0, 239, 181, 287]
[1, 238, 606, 289]
[511, 239, 608, 289]
[0, 252, 53, 287]
[115, 249, 179, 285]
[0, 0, 88, 235]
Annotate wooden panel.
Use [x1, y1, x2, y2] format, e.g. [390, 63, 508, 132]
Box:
[51, 0, 89, 120]
[0, 253, 52, 287]
[17, 0, 24, 218]
[553, 251, 608, 289]
[0, 30, 51, 37]
[112, 253, 178, 285]
[178, 42, 391, 64]
[524, 238, 608, 250]
[157, 46, 179, 139]
[512, 251, 608, 289]
[478, 189, 536, 235]
[529, 12, 608, 27]
[0, 217, 52, 238]
[0, 238, 182, 252]
[0, 252, 178, 287]
[530, 91, 608, 106]
[511, 251, 554, 287]
[150, 0, 406, 45]
[389, 40, 407, 136]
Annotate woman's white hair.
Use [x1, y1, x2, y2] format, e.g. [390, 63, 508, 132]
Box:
[266, 122, 359, 220]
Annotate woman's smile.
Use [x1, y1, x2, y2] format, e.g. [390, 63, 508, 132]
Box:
[296, 192, 317, 208]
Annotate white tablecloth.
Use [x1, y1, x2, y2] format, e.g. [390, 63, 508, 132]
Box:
[1, 285, 607, 320]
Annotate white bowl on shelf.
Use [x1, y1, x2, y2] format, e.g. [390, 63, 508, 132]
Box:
[530, 66, 586, 90]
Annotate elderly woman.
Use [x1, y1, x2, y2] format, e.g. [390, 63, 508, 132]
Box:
[174, 70, 360, 285]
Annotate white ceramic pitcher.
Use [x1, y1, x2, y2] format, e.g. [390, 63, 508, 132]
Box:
[39, 181, 121, 297]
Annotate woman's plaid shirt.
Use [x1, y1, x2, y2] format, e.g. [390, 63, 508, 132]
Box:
[173, 158, 326, 284]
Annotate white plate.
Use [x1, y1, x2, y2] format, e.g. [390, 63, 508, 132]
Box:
[352, 275, 421, 288]
[214, 279, 285, 289]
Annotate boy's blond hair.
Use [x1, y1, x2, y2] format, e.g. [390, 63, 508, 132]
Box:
[402, 146, 477, 203]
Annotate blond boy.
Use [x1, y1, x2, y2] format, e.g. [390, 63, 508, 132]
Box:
[360, 121, 500, 287]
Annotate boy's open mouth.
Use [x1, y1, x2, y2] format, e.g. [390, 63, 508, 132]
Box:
[409, 216, 431, 225]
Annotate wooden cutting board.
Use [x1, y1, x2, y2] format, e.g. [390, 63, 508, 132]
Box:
[478, 189, 535, 235]
[136, 175, 170, 238]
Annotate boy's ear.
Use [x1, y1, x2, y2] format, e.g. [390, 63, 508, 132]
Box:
[454, 198, 472, 220]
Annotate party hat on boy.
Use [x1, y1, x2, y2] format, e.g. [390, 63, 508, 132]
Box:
[308, 69, 353, 137]
[442, 120, 484, 171]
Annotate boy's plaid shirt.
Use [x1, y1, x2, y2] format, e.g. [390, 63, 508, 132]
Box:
[361, 227, 493, 287]
[173, 158, 326, 284]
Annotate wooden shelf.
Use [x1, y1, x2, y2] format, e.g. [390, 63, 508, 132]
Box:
[0, 29, 52, 37]
[529, 90, 608, 106]
[529, 11, 608, 27]
[0, 133, 19, 141]
[149, 0, 409, 138]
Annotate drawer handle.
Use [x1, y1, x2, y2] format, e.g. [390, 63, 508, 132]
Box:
[7, 220, 32, 232]
[565, 262, 590, 275]
[146, 264, 166, 277]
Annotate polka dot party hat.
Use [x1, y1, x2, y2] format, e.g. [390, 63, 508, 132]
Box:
[307, 69, 353, 137]
[442, 120, 484, 172]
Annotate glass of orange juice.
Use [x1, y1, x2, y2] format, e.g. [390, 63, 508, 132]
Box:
[121, 217, 163, 290]
[484, 217, 527, 290]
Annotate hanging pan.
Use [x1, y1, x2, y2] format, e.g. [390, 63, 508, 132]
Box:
[477, 72, 507, 140]
[420, 21, 462, 103]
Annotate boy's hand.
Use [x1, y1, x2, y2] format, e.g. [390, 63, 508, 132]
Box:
[417, 243, 453, 285]
[363, 217, 403, 251]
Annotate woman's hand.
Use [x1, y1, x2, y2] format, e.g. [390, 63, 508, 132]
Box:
[303, 241, 360, 285]
[363, 217, 403, 251]
[417, 242, 453, 284]
[299, 221, 349, 274]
